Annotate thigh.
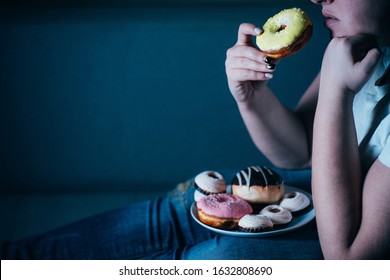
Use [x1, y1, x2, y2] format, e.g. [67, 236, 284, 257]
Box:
[147, 168, 317, 260]
[1, 180, 213, 259]
[188, 168, 317, 260]
[179, 221, 323, 260]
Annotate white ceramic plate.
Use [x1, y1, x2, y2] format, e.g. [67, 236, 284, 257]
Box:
[191, 186, 315, 237]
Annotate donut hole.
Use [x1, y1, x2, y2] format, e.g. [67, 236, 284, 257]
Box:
[207, 172, 219, 180]
[268, 207, 281, 213]
[277, 25, 287, 33]
[285, 192, 297, 199]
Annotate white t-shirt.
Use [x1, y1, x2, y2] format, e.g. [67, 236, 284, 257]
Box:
[353, 47, 390, 171]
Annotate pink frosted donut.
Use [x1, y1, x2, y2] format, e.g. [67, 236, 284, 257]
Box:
[197, 193, 252, 229]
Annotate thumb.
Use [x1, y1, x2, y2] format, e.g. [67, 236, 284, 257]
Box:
[236, 23, 262, 46]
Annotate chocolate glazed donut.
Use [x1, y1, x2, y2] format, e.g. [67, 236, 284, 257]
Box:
[231, 166, 285, 204]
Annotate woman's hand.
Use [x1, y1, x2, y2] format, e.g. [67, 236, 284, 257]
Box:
[320, 35, 381, 97]
[225, 23, 278, 104]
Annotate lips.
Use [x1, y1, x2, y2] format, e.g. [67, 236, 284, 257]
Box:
[322, 10, 339, 28]
[322, 10, 338, 19]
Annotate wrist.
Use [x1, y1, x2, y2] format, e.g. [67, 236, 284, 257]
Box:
[318, 82, 356, 105]
[235, 90, 264, 112]
[234, 83, 269, 109]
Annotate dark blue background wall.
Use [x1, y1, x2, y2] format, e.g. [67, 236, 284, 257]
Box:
[0, 1, 328, 191]
[0, 0, 329, 240]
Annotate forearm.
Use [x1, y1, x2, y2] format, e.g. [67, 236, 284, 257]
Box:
[312, 89, 362, 259]
[238, 85, 311, 169]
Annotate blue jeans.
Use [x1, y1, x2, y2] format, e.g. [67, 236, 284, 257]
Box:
[0, 168, 323, 259]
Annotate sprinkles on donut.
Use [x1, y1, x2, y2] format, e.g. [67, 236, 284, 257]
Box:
[196, 193, 252, 230]
[256, 7, 313, 59]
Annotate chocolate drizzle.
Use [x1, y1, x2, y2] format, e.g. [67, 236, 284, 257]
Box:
[194, 182, 213, 195]
[231, 166, 283, 187]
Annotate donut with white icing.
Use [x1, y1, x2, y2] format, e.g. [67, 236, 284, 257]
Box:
[279, 191, 310, 213]
[193, 171, 226, 201]
[259, 205, 292, 225]
[238, 214, 273, 232]
[197, 193, 252, 230]
[232, 166, 284, 204]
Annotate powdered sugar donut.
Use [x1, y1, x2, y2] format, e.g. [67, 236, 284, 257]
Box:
[194, 171, 226, 201]
[238, 214, 273, 232]
[279, 191, 310, 212]
[259, 205, 292, 225]
[197, 193, 252, 230]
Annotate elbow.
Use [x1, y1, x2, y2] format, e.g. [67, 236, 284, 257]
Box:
[269, 145, 312, 169]
[323, 251, 353, 260]
[322, 245, 365, 260]
[270, 157, 312, 170]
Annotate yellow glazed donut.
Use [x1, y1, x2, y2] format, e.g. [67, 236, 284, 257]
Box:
[256, 8, 313, 59]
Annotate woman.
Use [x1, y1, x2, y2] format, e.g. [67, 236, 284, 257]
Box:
[2, 0, 389, 259]
[225, 0, 390, 258]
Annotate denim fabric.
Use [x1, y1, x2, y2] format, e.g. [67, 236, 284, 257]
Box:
[1, 168, 323, 260]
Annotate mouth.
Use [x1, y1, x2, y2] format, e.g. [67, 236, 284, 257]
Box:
[322, 10, 339, 28]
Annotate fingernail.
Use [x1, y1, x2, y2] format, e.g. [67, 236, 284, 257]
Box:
[254, 27, 262, 35]
[264, 57, 273, 64]
[266, 63, 276, 70]
[265, 73, 273, 79]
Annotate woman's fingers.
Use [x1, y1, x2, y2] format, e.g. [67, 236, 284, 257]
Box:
[227, 44, 262, 62]
[236, 23, 262, 46]
[228, 44, 279, 65]
[228, 68, 274, 81]
[229, 56, 276, 73]
[226, 23, 280, 82]
[226, 45, 276, 76]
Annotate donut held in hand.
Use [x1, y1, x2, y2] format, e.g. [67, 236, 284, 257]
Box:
[193, 171, 226, 201]
[256, 8, 313, 59]
[232, 166, 284, 204]
[197, 193, 252, 230]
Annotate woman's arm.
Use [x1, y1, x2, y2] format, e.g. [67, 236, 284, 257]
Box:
[226, 23, 318, 169]
[314, 148, 390, 258]
[311, 36, 389, 259]
[236, 77, 318, 169]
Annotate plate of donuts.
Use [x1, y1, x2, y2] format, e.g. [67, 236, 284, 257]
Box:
[191, 185, 315, 238]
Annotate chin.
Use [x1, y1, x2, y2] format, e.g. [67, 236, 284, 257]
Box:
[323, 23, 336, 39]
[324, 23, 356, 39]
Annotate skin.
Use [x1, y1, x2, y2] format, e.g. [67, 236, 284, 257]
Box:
[225, 0, 390, 259]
